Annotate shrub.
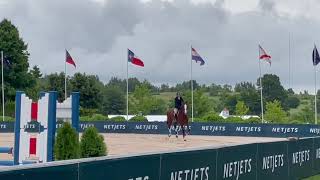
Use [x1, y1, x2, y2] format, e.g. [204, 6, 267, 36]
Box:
[80, 114, 108, 121]
[246, 117, 261, 124]
[80, 116, 91, 122]
[110, 116, 126, 122]
[91, 114, 108, 121]
[80, 127, 107, 158]
[192, 117, 205, 122]
[4, 101, 15, 117]
[0, 116, 15, 122]
[225, 116, 244, 123]
[129, 115, 148, 122]
[54, 122, 79, 160]
[201, 112, 224, 122]
[80, 108, 99, 116]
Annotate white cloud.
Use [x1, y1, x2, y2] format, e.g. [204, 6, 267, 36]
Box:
[0, 0, 320, 93]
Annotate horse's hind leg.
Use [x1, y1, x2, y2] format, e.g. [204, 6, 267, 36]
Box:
[174, 122, 178, 138]
[168, 124, 172, 137]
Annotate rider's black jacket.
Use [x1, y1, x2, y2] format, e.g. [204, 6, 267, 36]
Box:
[174, 97, 184, 109]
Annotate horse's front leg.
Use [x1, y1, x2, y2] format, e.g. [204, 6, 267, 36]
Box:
[182, 126, 188, 141]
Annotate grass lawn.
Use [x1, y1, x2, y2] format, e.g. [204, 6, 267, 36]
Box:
[303, 174, 320, 180]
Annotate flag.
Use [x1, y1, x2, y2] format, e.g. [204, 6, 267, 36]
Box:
[191, 47, 205, 66]
[259, 45, 271, 65]
[313, 45, 320, 66]
[66, 50, 76, 68]
[128, 49, 144, 67]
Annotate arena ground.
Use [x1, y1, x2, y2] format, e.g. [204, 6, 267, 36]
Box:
[0, 133, 286, 162]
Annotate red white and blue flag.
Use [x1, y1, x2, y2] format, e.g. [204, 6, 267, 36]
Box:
[128, 49, 144, 67]
[191, 47, 205, 66]
[259, 45, 271, 66]
[66, 50, 76, 68]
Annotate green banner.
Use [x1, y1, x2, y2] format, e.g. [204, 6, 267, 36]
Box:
[0, 164, 78, 180]
[216, 144, 257, 180]
[160, 149, 217, 180]
[79, 154, 160, 180]
[257, 141, 288, 180]
[313, 137, 320, 175]
[288, 138, 314, 179]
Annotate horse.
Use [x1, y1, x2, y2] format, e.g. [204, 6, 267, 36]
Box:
[166, 103, 190, 141]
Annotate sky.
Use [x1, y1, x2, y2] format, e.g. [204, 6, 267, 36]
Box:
[0, 0, 320, 93]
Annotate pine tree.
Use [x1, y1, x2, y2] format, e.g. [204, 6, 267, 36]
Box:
[54, 122, 80, 160]
[80, 127, 107, 158]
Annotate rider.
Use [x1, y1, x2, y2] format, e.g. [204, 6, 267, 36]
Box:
[174, 92, 184, 120]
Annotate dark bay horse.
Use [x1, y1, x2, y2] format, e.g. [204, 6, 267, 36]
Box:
[166, 104, 190, 140]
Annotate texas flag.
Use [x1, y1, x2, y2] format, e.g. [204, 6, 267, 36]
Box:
[66, 50, 76, 68]
[191, 47, 205, 66]
[128, 49, 144, 67]
[259, 45, 271, 66]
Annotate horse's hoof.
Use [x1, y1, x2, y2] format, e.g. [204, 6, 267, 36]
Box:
[184, 139, 187, 141]
[168, 134, 171, 138]
[176, 135, 178, 138]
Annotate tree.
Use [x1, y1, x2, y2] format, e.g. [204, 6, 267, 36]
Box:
[257, 74, 288, 110]
[236, 101, 249, 115]
[208, 83, 223, 96]
[292, 103, 314, 124]
[130, 84, 166, 115]
[287, 88, 295, 95]
[30, 65, 42, 79]
[176, 80, 199, 92]
[221, 94, 238, 115]
[101, 85, 125, 115]
[43, 72, 71, 102]
[183, 89, 213, 117]
[235, 82, 260, 115]
[264, 100, 287, 123]
[0, 19, 35, 101]
[54, 122, 79, 160]
[80, 127, 106, 158]
[70, 73, 104, 109]
[160, 83, 170, 92]
[285, 96, 300, 109]
[235, 82, 255, 93]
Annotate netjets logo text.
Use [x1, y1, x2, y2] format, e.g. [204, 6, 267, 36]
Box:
[80, 123, 95, 130]
[104, 124, 126, 130]
[310, 128, 320, 135]
[292, 150, 310, 166]
[236, 126, 261, 133]
[170, 167, 210, 180]
[201, 126, 226, 132]
[223, 159, 252, 180]
[272, 127, 298, 134]
[0, 124, 7, 129]
[262, 154, 284, 173]
[135, 124, 158, 131]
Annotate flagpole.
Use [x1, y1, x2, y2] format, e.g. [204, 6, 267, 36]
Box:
[315, 65, 317, 124]
[288, 32, 291, 121]
[1, 51, 4, 122]
[288, 32, 291, 90]
[64, 54, 67, 100]
[259, 46, 264, 123]
[126, 50, 129, 121]
[191, 46, 194, 122]
[314, 45, 318, 124]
